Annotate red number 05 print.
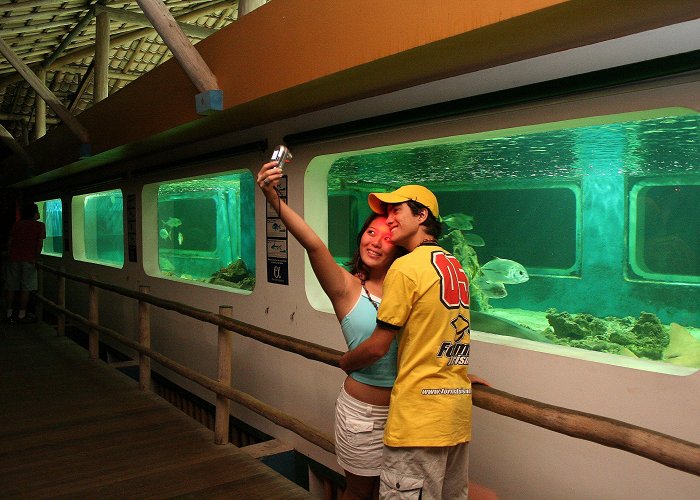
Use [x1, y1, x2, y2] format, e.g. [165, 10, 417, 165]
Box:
[431, 252, 469, 308]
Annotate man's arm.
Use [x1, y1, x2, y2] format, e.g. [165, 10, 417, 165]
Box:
[35, 223, 45, 260]
[339, 325, 396, 373]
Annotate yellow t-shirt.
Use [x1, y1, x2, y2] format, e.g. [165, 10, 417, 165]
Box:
[377, 244, 472, 447]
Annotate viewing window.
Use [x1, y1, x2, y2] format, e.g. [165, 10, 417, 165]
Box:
[37, 198, 63, 256]
[629, 181, 700, 282]
[143, 170, 255, 292]
[72, 189, 124, 268]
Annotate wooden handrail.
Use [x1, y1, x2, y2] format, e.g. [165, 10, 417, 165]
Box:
[35, 264, 700, 477]
[35, 293, 336, 454]
[37, 264, 341, 366]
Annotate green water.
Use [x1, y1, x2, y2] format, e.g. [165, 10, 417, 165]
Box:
[326, 111, 699, 367]
[84, 190, 124, 267]
[156, 171, 255, 291]
[38, 198, 63, 256]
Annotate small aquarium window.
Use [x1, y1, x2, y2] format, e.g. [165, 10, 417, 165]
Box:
[37, 198, 63, 256]
[72, 190, 124, 268]
[143, 170, 255, 292]
[306, 108, 699, 373]
[629, 181, 700, 283]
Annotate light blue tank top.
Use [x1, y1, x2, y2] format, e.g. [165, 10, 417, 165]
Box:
[340, 289, 398, 387]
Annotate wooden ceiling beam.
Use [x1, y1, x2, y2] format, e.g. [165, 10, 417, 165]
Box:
[53, 0, 234, 67]
[68, 61, 95, 113]
[42, 1, 107, 70]
[0, 37, 89, 143]
[135, 0, 218, 93]
[0, 0, 232, 89]
[0, 24, 147, 62]
[95, 5, 216, 38]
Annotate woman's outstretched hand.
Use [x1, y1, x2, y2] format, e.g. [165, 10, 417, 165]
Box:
[257, 161, 283, 193]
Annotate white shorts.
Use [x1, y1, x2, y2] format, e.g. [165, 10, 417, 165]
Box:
[335, 385, 389, 477]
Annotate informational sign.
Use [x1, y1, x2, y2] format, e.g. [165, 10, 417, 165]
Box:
[266, 176, 289, 285]
[126, 194, 138, 263]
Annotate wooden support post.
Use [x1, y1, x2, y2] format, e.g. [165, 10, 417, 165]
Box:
[138, 285, 151, 391]
[34, 68, 46, 139]
[215, 305, 233, 445]
[57, 267, 65, 336]
[94, 11, 110, 103]
[88, 279, 99, 360]
[0, 37, 89, 144]
[135, 0, 219, 94]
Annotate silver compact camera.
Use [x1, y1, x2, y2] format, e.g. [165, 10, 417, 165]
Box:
[271, 145, 292, 170]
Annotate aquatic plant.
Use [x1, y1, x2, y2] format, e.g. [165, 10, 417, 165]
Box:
[438, 212, 529, 311]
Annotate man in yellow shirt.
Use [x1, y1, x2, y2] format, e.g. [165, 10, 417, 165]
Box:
[340, 185, 477, 499]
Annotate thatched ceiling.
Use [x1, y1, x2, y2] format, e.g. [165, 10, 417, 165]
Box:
[0, 0, 240, 146]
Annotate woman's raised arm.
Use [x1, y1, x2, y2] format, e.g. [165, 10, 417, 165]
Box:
[257, 161, 351, 303]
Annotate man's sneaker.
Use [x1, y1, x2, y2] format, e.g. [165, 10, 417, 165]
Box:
[3, 315, 14, 324]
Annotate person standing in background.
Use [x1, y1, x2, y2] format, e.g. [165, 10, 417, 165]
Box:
[4, 202, 45, 323]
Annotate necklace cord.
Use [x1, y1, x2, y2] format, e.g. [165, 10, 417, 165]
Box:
[360, 279, 379, 311]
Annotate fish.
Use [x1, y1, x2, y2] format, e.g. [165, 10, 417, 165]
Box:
[662, 323, 700, 368]
[162, 217, 182, 228]
[442, 213, 474, 231]
[177, 232, 184, 246]
[471, 310, 552, 343]
[480, 258, 529, 284]
[473, 276, 507, 298]
[159, 228, 170, 240]
[463, 233, 485, 247]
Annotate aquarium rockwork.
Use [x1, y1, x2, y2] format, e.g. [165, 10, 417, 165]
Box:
[73, 189, 124, 267]
[37, 198, 63, 256]
[316, 108, 699, 369]
[155, 170, 255, 291]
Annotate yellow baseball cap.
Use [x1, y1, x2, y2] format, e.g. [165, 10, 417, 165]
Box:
[368, 185, 439, 218]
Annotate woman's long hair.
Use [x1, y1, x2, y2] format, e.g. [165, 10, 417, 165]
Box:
[346, 213, 406, 280]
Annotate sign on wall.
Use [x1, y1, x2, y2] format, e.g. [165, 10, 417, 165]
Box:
[266, 176, 289, 285]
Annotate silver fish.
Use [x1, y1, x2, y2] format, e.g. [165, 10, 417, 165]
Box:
[442, 213, 474, 231]
[162, 217, 182, 228]
[474, 276, 507, 298]
[177, 232, 184, 246]
[480, 258, 529, 284]
[159, 228, 170, 240]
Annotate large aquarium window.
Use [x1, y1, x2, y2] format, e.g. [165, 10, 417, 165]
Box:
[72, 189, 124, 268]
[308, 108, 699, 372]
[145, 170, 255, 292]
[37, 198, 63, 256]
